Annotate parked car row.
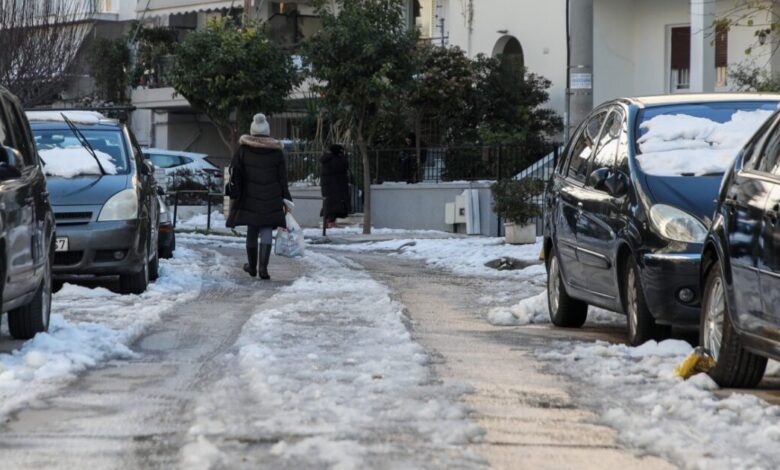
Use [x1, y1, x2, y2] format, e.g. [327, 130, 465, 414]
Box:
[0, 86, 187, 343]
[544, 93, 780, 388]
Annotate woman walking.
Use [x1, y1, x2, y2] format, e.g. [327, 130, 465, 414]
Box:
[320, 144, 351, 228]
[227, 114, 291, 280]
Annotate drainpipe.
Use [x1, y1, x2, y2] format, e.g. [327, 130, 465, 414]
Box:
[566, 0, 593, 137]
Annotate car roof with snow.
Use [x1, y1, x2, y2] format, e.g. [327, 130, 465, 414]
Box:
[25, 111, 120, 129]
[622, 93, 780, 108]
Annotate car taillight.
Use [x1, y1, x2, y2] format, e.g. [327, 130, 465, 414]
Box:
[203, 168, 223, 178]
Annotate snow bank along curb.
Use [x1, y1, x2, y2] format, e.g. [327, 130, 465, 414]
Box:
[539, 339, 780, 469]
[322, 236, 545, 279]
[183, 251, 484, 468]
[0, 242, 215, 422]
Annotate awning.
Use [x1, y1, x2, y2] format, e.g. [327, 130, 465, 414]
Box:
[137, 0, 240, 17]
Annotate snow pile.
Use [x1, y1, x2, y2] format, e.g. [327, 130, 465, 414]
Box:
[39, 147, 118, 178]
[0, 242, 216, 421]
[488, 291, 548, 325]
[183, 252, 482, 468]
[487, 290, 623, 326]
[26, 110, 107, 125]
[324, 237, 545, 279]
[637, 109, 774, 176]
[177, 210, 226, 230]
[539, 339, 780, 468]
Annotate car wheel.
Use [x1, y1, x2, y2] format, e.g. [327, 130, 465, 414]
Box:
[8, 254, 52, 340]
[701, 262, 767, 388]
[149, 251, 160, 281]
[119, 255, 149, 295]
[624, 257, 663, 346]
[547, 248, 588, 327]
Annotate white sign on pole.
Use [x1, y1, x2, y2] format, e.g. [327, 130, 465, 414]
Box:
[570, 72, 593, 90]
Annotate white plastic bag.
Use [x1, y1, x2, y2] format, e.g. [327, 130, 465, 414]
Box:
[275, 213, 305, 257]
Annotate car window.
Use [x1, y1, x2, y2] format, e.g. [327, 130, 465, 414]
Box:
[589, 109, 622, 172]
[760, 124, 780, 175]
[33, 128, 131, 177]
[150, 154, 182, 168]
[567, 111, 607, 181]
[635, 101, 778, 176]
[616, 117, 630, 173]
[181, 156, 193, 165]
[0, 102, 12, 149]
[7, 105, 35, 166]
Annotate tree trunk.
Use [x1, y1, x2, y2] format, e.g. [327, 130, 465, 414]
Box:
[414, 115, 422, 183]
[357, 123, 371, 235]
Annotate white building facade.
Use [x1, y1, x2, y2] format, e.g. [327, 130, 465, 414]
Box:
[437, 0, 778, 128]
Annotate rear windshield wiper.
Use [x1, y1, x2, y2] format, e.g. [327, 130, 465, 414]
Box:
[61, 113, 107, 176]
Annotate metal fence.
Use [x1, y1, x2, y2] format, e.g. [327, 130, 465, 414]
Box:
[287, 143, 561, 216]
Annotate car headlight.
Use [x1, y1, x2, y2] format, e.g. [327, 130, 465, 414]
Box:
[98, 189, 138, 221]
[649, 204, 707, 243]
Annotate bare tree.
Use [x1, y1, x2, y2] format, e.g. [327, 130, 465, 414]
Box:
[0, 0, 94, 107]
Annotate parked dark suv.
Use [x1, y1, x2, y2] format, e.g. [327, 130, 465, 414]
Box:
[0, 88, 55, 339]
[543, 94, 780, 346]
[27, 111, 160, 295]
[701, 107, 780, 387]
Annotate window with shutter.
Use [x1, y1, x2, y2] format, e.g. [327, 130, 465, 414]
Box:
[670, 27, 691, 91]
[716, 25, 728, 87]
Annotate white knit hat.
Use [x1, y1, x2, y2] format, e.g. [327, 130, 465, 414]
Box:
[250, 113, 270, 136]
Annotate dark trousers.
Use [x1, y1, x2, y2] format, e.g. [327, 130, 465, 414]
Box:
[246, 225, 273, 248]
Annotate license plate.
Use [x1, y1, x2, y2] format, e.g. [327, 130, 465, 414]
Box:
[55, 237, 69, 252]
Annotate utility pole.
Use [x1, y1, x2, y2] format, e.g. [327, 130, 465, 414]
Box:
[566, 0, 593, 140]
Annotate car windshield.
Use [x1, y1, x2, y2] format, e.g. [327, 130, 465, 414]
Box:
[32, 128, 130, 178]
[635, 101, 778, 177]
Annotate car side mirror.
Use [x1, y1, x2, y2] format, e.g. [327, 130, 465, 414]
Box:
[604, 171, 629, 197]
[587, 167, 611, 190]
[0, 146, 22, 180]
[141, 160, 155, 176]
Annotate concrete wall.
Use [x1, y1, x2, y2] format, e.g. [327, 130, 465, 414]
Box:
[289, 186, 324, 228]
[371, 182, 499, 236]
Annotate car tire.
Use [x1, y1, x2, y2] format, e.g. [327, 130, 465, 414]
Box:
[159, 238, 174, 260]
[701, 262, 767, 388]
[624, 257, 663, 346]
[8, 254, 52, 340]
[149, 252, 159, 281]
[119, 255, 149, 295]
[547, 248, 588, 327]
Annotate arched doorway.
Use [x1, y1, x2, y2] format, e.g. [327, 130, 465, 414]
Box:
[492, 35, 525, 67]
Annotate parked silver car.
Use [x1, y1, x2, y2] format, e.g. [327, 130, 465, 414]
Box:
[27, 111, 160, 295]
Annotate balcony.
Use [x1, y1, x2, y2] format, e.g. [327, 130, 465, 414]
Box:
[131, 86, 191, 110]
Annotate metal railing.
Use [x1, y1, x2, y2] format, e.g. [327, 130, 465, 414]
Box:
[167, 190, 335, 237]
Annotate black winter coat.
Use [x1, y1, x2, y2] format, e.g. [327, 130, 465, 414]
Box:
[320, 147, 351, 219]
[228, 135, 292, 228]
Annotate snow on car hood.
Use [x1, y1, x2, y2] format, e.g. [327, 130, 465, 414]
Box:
[39, 147, 118, 178]
[636, 109, 774, 176]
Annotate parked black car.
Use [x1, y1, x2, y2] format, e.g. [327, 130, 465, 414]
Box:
[543, 94, 780, 346]
[700, 107, 780, 387]
[0, 88, 55, 339]
[27, 111, 160, 295]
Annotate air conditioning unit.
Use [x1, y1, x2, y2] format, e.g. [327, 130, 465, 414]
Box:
[444, 190, 479, 234]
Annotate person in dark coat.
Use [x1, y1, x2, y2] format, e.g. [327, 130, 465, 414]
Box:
[227, 113, 292, 280]
[320, 144, 351, 228]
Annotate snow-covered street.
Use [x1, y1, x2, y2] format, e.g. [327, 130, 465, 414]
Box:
[0, 232, 778, 469]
